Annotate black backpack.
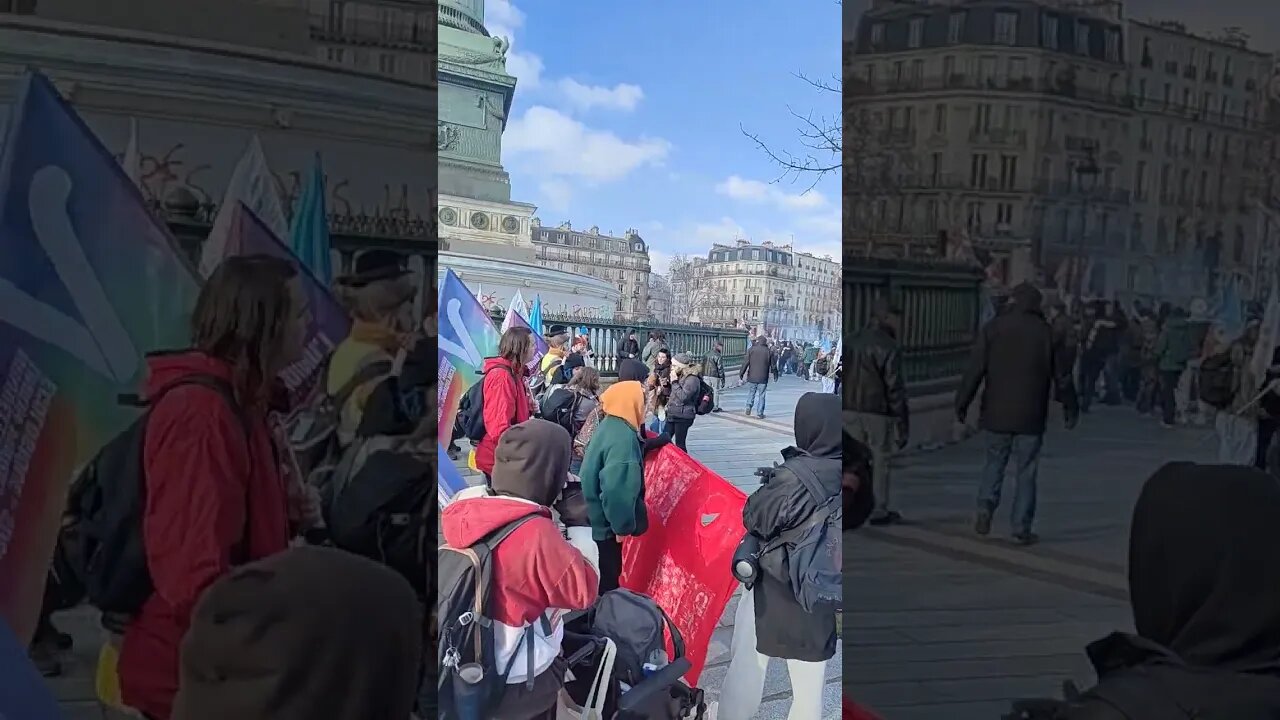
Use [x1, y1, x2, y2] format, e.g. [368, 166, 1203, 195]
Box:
[288, 355, 394, 484]
[58, 375, 245, 615]
[457, 365, 517, 443]
[758, 462, 842, 612]
[539, 387, 582, 435]
[695, 378, 715, 416]
[1198, 351, 1236, 409]
[438, 516, 545, 717]
[326, 439, 432, 594]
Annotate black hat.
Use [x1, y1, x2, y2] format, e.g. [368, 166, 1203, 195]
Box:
[548, 324, 569, 337]
[564, 353, 586, 372]
[338, 250, 411, 288]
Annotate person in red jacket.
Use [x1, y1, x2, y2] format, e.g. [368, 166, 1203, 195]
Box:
[475, 326, 535, 479]
[442, 419, 599, 719]
[119, 255, 311, 720]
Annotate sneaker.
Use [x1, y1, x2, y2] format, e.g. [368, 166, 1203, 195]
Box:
[974, 507, 992, 536]
[743, 409, 752, 416]
[1012, 531, 1039, 546]
[711, 407, 723, 413]
[868, 510, 902, 526]
[757, 414, 766, 420]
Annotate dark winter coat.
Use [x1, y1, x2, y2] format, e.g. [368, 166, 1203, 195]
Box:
[741, 393, 840, 662]
[955, 284, 1077, 436]
[665, 372, 702, 422]
[741, 342, 774, 384]
[1055, 463, 1280, 719]
[618, 337, 641, 360]
[847, 323, 909, 439]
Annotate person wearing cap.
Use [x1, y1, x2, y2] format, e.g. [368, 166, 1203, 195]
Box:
[664, 352, 704, 452]
[540, 323, 570, 381]
[328, 249, 417, 447]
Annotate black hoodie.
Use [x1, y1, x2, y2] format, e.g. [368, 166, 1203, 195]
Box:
[740, 393, 840, 662]
[1060, 463, 1280, 719]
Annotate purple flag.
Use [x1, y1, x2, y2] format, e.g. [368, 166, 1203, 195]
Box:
[502, 306, 548, 374]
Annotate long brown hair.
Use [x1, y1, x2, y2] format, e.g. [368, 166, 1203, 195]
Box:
[498, 326, 533, 369]
[192, 255, 299, 406]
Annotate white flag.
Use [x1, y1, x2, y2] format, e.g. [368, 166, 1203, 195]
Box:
[198, 135, 289, 278]
[122, 118, 141, 188]
[508, 290, 528, 320]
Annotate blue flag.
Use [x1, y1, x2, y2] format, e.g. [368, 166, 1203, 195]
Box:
[1218, 276, 1243, 341]
[288, 152, 332, 285]
[529, 295, 544, 336]
[0, 618, 60, 720]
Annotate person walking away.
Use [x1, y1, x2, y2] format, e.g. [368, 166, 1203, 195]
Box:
[1098, 301, 1128, 405]
[1203, 326, 1260, 465]
[848, 299, 909, 526]
[954, 283, 1078, 546]
[815, 349, 836, 394]
[441, 420, 600, 720]
[580, 380, 648, 593]
[1006, 463, 1280, 719]
[721, 393, 841, 720]
[779, 343, 794, 376]
[802, 343, 819, 381]
[120, 256, 311, 720]
[618, 329, 641, 362]
[664, 352, 703, 452]
[1135, 315, 1161, 416]
[474, 327, 535, 482]
[645, 348, 673, 434]
[1154, 307, 1193, 427]
[1079, 301, 1116, 412]
[1120, 310, 1145, 403]
[172, 546, 421, 720]
[741, 336, 773, 419]
[705, 341, 726, 412]
[328, 250, 417, 447]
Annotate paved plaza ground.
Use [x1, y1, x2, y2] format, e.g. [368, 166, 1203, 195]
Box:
[45, 374, 840, 719]
[844, 404, 1218, 719]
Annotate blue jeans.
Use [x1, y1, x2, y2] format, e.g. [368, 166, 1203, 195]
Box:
[647, 416, 666, 435]
[745, 382, 767, 415]
[979, 432, 1044, 534]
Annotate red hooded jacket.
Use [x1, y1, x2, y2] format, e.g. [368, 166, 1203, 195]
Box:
[474, 357, 532, 475]
[119, 352, 292, 720]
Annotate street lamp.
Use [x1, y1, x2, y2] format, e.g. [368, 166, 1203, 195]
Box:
[1074, 144, 1101, 305]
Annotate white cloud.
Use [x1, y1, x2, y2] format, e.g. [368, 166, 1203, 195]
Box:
[506, 106, 671, 182]
[507, 50, 544, 89]
[557, 78, 644, 112]
[692, 217, 749, 246]
[538, 179, 573, 212]
[715, 175, 827, 211]
[486, 0, 525, 30]
[486, 0, 542, 89]
[647, 249, 674, 276]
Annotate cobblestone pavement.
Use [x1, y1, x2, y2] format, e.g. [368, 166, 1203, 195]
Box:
[46, 374, 841, 719]
[844, 404, 1218, 719]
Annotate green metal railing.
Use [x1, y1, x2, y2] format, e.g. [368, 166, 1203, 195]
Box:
[489, 313, 749, 377]
[845, 258, 983, 389]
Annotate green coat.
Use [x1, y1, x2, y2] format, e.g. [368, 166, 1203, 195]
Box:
[580, 415, 648, 542]
[803, 346, 819, 363]
[1155, 318, 1193, 372]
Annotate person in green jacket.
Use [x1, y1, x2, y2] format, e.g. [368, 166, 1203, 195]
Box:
[580, 378, 648, 592]
[1154, 308, 1193, 427]
[802, 343, 819, 380]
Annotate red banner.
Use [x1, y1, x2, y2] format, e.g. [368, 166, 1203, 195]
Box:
[619, 444, 748, 685]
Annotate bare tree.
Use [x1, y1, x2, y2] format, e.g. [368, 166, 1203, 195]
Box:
[742, 71, 842, 192]
[668, 253, 730, 324]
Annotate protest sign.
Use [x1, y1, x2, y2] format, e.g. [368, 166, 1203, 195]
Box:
[620, 445, 748, 684]
[222, 202, 350, 408]
[436, 268, 502, 440]
[0, 71, 201, 642]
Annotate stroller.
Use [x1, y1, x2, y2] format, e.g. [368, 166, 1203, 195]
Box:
[557, 592, 709, 720]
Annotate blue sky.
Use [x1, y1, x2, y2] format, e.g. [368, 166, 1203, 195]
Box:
[486, 0, 842, 275]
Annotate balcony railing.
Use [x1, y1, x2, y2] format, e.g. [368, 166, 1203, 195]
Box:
[848, 74, 1134, 109]
[309, 13, 432, 51]
[968, 128, 1027, 147]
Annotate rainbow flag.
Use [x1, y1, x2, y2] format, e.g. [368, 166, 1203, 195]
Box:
[0, 71, 201, 642]
[436, 268, 502, 443]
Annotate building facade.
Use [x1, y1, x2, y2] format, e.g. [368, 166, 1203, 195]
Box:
[795, 251, 842, 339]
[1125, 20, 1270, 300]
[848, 0, 1131, 295]
[702, 240, 800, 339]
[531, 222, 651, 321]
[848, 0, 1277, 303]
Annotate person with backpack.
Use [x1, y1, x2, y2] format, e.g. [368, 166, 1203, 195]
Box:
[542, 365, 600, 473]
[721, 392, 841, 720]
[473, 326, 536, 481]
[664, 352, 704, 453]
[1202, 324, 1261, 465]
[327, 249, 416, 446]
[580, 378, 648, 593]
[815, 349, 835, 394]
[107, 256, 310, 720]
[1004, 462, 1280, 720]
[440, 419, 600, 720]
[172, 546, 422, 720]
[705, 341, 726, 413]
